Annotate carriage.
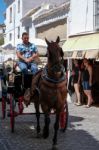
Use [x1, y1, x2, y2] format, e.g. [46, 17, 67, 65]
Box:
[1, 37, 68, 149]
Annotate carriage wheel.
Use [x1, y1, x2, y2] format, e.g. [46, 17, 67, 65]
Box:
[59, 100, 68, 132]
[10, 94, 15, 133]
[2, 97, 6, 119]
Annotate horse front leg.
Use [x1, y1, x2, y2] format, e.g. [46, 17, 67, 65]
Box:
[52, 113, 60, 149]
[43, 112, 50, 139]
[34, 102, 41, 137]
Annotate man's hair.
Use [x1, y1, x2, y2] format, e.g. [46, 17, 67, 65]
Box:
[22, 32, 29, 38]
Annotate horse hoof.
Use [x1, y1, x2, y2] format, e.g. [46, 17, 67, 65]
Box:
[37, 126, 41, 134]
[43, 128, 49, 139]
[36, 133, 42, 138]
[52, 145, 58, 150]
[60, 128, 65, 133]
[43, 133, 49, 139]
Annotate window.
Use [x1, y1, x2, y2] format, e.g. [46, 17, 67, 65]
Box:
[18, 0, 20, 13]
[76, 51, 83, 57]
[9, 33, 12, 41]
[66, 51, 73, 57]
[17, 26, 20, 39]
[26, 27, 29, 34]
[9, 7, 12, 23]
[3, 28, 5, 33]
[94, 0, 99, 29]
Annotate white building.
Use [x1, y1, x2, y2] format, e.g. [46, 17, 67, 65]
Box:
[63, 0, 99, 59]
[68, 0, 99, 36]
[4, 0, 68, 47]
[4, 0, 42, 46]
[22, 2, 69, 42]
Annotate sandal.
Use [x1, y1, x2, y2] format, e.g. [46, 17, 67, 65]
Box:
[85, 105, 90, 108]
[85, 101, 94, 108]
[75, 102, 81, 106]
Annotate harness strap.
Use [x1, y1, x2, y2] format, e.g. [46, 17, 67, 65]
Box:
[41, 79, 67, 88]
[42, 66, 66, 83]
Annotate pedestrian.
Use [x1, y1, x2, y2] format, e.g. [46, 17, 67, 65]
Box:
[16, 32, 39, 74]
[82, 58, 94, 107]
[72, 59, 81, 106]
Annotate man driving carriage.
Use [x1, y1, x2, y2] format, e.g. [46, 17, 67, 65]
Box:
[16, 32, 39, 74]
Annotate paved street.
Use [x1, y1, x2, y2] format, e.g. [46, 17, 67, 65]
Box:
[0, 102, 99, 150]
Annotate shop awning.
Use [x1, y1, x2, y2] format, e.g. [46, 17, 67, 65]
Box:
[62, 33, 99, 58]
[85, 50, 99, 59]
[64, 50, 86, 59]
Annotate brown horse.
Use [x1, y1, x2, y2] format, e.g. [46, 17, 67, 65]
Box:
[24, 36, 67, 149]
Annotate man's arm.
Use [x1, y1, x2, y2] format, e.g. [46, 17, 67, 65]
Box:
[16, 51, 27, 62]
[16, 44, 28, 62]
[27, 52, 39, 62]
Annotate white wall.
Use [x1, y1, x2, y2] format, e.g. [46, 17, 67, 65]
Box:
[22, 18, 36, 40]
[5, 0, 23, 46]
[4, 0, 36, 47]
[68, 0, 94, 36]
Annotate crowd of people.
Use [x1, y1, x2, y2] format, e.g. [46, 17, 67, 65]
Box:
[68, 58, 94, 108]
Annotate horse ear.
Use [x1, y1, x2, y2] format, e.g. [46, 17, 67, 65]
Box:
[45, 38, 50, 45]
[56, 36, 60, 43]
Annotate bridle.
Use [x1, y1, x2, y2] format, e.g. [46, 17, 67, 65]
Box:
[48, 58, 64, 73]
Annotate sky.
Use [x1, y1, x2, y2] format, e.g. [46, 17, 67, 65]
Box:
[0, 0, 6, 24]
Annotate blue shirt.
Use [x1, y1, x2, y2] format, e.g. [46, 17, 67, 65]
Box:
[17, 42, 37, 58]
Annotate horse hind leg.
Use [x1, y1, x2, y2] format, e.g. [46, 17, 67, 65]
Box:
[43, 112, 50, 139]
[52, 113, 60, 149]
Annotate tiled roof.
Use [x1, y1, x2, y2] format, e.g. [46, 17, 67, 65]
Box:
[22, 0, 70, 20]
[21, 6, 41, 21]
[24, 0, 70, 7]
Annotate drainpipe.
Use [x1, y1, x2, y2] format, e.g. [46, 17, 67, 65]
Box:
[13, 3, 16, 47]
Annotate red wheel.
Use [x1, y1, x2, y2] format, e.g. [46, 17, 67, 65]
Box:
[10, 94, 15, 133]
[59, 100, 68, 132]
[2, 97, 6, 119]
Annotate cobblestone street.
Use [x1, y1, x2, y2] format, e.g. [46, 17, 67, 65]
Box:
[0, 102, 99, 150]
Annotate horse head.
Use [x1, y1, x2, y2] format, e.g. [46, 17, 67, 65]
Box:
[45, 36, 64, 79]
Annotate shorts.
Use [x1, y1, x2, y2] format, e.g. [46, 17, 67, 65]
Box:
[82, 81, 91, 90]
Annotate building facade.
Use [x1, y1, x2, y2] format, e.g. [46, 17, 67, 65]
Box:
[63, 0, 99, 59]
[68, 0, 99, 36]
[4, 0, 41, 46]
[4, 0, 69, 46]
[21, 2, 69, 45]
[34, 3, 69, 43]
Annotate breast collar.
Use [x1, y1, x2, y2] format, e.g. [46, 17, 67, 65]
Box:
[42, 66, 66, 83]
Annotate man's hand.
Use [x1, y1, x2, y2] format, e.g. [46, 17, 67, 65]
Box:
[24, 58, 31, 63]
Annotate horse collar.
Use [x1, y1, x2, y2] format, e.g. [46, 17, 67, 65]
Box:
[42, 66, 66, 83]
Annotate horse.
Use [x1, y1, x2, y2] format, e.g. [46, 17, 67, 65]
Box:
[24, 36, 67, 149]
